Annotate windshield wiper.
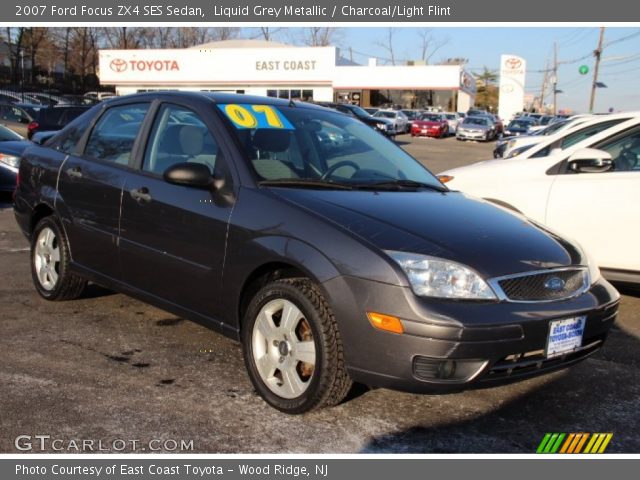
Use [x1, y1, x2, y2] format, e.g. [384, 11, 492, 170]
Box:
[258, 179, 353, 190]
[353, 179, 448, 192]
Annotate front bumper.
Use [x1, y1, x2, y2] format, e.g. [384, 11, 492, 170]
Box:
[322, 275, 619, 393]
[412, 126, 444, 137]
[457, 130, 488, 141]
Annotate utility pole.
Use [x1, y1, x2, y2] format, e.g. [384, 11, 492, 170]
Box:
[589, 27, 605, 113]
[538, 60, 549, 113]
[552, 42, 558, 115]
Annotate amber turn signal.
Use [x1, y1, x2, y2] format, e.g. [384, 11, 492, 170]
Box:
[437, 174, 454, 184]
[367, 312, 404, 334]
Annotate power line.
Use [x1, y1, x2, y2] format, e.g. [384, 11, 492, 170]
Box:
[603, 29, 640, 47]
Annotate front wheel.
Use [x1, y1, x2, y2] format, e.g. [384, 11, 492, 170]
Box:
[242, 279, 352, 414]
[31, 216, 87, 301]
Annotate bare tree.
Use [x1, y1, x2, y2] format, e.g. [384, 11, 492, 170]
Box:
[102, 27, 144, 49]
[24, 28, 49, 82]
[252, 27, 282, 42]
[5, 27, 26, 83]
[417, 28, 449, 64]
[375, 28, 397, 65]
[298, 28, 340, 47]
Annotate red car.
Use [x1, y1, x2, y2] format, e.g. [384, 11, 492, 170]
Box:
[411, 113, 449, 138]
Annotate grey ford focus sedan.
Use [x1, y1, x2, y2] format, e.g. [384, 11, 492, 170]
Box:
[14, 92, 619, 413]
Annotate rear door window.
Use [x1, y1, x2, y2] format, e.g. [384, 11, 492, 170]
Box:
[84, 103, 149, 165]
[143, 104, 219, 176]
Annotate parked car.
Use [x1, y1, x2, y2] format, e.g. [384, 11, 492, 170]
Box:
[83, 91, 116, 101]
[26, 92, 71, 106]
[15, 102, 46, 120]
[443, 112, 461, 135]
[456, 115, 497, 141]
[14, 92, 619, 413]
[373, 109, 409, 134]
[499, 113, 631, 162]
[27, 106, 92, 140]
[440, 113, 640, 283]
[0, 126, 29, 193]
[502, 117, 538, 137]
[317, 102, 396, 138]
[0, 103, 33, 137]
[0, 90, 42, 105]
[485, 114, 504, 135]
[467, 108, 489, 117]
[401, 109, 421, 123]
[499, 115, 594, 158]
[363, 107, 379, 115]
[411, 112, 449, 138]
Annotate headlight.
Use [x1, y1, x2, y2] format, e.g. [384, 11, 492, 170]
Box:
[375, 122, 385, 130]
[0, 153, 20, 169]
[580, 245, 601, 284]
[386, 251, 497, 300]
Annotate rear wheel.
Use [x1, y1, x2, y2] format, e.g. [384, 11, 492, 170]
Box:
[242, 279, 352, 414]
[31, 216, 86, 301]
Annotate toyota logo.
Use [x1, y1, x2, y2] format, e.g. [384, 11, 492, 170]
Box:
[544, 277, 566, 292]
[505, 57, 522, 70]
[109, 58, 128, 73]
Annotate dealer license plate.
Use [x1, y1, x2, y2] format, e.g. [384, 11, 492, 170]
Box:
[546, 316, 586, 358]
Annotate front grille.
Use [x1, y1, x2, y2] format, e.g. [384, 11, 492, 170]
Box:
[494, 268, 588, 302]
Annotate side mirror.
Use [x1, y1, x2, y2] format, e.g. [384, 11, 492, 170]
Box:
[567, 148, 613, 173]
[163, 162, 214, 189]
[32, 131, 56, 145]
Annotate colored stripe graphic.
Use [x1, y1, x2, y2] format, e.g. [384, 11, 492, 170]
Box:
[537, 433, 552, 453]
[538, 433, 613, 454]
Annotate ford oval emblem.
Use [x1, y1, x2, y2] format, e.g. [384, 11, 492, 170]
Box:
[544, 277, 566, 291]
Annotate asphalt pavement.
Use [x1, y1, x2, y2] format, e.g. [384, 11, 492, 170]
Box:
[1, 136, 638, 453]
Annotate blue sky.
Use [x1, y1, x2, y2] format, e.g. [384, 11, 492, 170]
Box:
[323, 27, 640, 113]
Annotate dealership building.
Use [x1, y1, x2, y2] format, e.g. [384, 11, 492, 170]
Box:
[98, 40, 476, 111]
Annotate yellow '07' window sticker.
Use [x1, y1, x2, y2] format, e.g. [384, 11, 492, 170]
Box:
[217, 104, 295, 130]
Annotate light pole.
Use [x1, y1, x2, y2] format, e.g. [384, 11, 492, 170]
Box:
[20, 49, 25, 102]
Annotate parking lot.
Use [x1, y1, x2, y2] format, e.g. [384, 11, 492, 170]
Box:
[1, 135, 638, 453]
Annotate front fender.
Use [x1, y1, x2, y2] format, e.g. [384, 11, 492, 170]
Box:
[221, 235, 341, 331]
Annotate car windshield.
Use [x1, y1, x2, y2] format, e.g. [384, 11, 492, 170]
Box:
[218, 103, 443, 189]
[463, 117, 489, 126]
[374, 111, 397, 119]
[508, 120, 533, 129]
[445, 114, 456, 120]
[420, 114, 442, 122]
[540, 119, 569, 135]
[347, 105, 370, 118]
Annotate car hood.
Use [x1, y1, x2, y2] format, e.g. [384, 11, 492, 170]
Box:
[0, 140, 30, 156]
[270, 188, 583, 279]
[460, 124, 491, 131]
[367, 116, 393, 125]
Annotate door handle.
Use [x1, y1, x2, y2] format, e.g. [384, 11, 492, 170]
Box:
[66, 166, 83, 179]
[130, 187, 152, 204]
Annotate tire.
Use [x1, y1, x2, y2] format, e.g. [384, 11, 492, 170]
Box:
[31, 216, 87, 301]
[242, 278, 352, 414]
